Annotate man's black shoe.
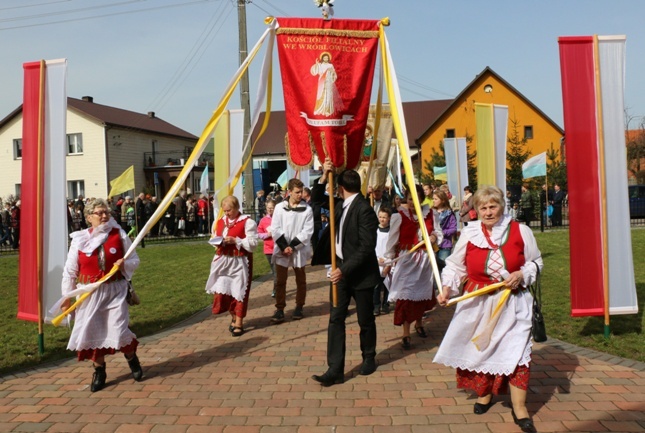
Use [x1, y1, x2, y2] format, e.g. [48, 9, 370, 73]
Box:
[311, 372, 344, 387]
[359, 358, 377, 376]
[270, 309, 285, 323]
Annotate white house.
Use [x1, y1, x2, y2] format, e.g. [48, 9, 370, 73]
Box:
[0, 96, 198, 200]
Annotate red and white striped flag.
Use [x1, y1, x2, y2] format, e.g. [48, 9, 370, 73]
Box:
[559, 36, 638, 317]
[17, 59, 69, 324]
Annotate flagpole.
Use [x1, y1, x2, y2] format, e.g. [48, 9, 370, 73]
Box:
[593, 35, 611, 339]
[37, 60, 46, 355]
[328, 171, 338, 307]
[543, 171, 548, 232]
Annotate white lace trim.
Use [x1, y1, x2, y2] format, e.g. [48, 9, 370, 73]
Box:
[435, 335, 533, 376]
[462, 214, 512, 249]
[71, 218, 122, 254]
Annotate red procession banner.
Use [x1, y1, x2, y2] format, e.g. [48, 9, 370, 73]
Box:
[276, 18, 380, 170]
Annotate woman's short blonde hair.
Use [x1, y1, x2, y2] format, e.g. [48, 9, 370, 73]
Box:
[472, 185, 505, 210]
[221, 195, 240, 210]
[84, 198, 109, 217]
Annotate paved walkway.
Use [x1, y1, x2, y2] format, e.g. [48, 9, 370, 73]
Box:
[1, 266, 644, 433]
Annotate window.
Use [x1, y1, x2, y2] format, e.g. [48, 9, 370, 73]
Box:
[445, 129, 456, 138]
[13, 139, 22, 159]
[67, 180, 85, 200]
[67, 133, 83, 155]
[524, 126, 534, 140]
[15, 184, 21, 197]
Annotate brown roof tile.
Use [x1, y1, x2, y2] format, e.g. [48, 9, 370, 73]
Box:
[0, 97, 197, 140]
[67, 97, 196, 139]
[251, 100, 452, 156]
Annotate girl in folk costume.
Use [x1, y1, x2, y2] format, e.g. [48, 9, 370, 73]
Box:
[60, 198, 142, 392]
[434, 185, 542, 433]
[385, 185, 443, 350]
[205, 196, 258, 337]
[257, 199, 277, 297]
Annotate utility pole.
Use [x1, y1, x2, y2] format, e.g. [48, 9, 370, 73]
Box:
[237, 0, 254, 213]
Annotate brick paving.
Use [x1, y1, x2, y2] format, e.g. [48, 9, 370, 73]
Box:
[1, 265, 644, 433]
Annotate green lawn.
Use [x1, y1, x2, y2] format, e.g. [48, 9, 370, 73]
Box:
[0, 231, 643, 375]
[535, 228, 644, 362]
[0, 241, 271, 375]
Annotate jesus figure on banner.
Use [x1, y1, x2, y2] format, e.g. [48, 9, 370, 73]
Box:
[310, 52, 344, 116]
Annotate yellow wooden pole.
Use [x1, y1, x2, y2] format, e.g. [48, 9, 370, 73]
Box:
[328, 171, 338, 307]
[593, 35, 611, 339]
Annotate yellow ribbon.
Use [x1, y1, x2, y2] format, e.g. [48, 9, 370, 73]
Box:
[52, 25, 275, 327]
[444, 281, 515, 352]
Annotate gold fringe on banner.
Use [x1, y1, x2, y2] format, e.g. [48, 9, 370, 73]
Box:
[285, 132, 315, 171]
[320, 131, 348, 172]
[276, 28, 378, 39]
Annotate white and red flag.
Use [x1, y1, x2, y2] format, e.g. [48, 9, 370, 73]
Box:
[276, 18, 380, 170]
[17, 59, 68, 325]
[559, 35, 637, 318]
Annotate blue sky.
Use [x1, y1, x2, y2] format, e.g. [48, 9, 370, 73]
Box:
[2, 0, 645, 136]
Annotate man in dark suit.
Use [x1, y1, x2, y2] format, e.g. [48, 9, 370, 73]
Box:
[311, 159, 381, 386]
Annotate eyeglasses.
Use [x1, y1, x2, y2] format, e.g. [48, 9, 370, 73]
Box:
[92, 210, 109, 216]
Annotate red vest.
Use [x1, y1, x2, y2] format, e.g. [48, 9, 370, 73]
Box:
[77, 228, 124, 284]
[215, 216, 249, 257]
[398, 208, 433, 251]
[464, 221, 525, 291]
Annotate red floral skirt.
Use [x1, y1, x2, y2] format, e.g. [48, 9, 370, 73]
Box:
[456, 364, 531, 396]
[393, 299, 437, 325]
[212, 289, 250, 318]
[77, 339, 139, 362]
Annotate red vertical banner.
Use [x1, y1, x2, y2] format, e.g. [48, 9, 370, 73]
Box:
[558, 37, 604, 316]
[17, 61, 46, 322]
[276, 18, 380, 170]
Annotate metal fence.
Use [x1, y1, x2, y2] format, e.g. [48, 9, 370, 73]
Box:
[2, 205, 644, 256]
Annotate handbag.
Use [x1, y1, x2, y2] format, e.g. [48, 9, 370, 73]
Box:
[468, 208, 477, 220]
[528, 260, 547, 342]
[178, 218, 186, 230]
[126, 280, 140, 306]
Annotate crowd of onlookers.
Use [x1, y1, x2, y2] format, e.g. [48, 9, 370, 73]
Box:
[0, 199, 21, 249]
[0, 181, 573, 254]
[506, 183, 568, 227]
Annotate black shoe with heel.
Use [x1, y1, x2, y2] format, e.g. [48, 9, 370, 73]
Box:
[126, 354, 143, 382]
[511, 409, 536, 432]
[402, 336, 411, 350]
[473, 399, 493, 414]
[90, 364, 106, 392]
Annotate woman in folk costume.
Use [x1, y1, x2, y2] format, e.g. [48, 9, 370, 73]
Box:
[385, 185, 442, 350]
[60, 198, 142, 392]
[434, 185, 543, 433]
[205, 196, 258, 337]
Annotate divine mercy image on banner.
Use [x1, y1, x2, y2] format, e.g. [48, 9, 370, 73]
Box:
[276, 18, 380, 170]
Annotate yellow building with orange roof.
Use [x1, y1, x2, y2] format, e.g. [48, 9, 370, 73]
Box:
[416, 67, 564, 177]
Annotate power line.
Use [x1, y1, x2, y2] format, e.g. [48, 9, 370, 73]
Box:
[0, 0, 145, 23]
[0, 0, 220, 31]
[147, 0, 230, 111]
[0, 0, 72, 11]
[255, 0, 291, 17]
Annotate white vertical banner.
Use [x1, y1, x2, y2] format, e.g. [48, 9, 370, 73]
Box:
[228, 109, 244, 201]
[493, 104, 508, 196]
[444, 137, 469, 211]
[598, 35, 638, 315]
[42, 59, 68, 324]
[299, 169, 310, 187]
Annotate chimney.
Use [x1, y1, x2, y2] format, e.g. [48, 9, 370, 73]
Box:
[82, 96, 93, 103]
[148, 111, 155, 118]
